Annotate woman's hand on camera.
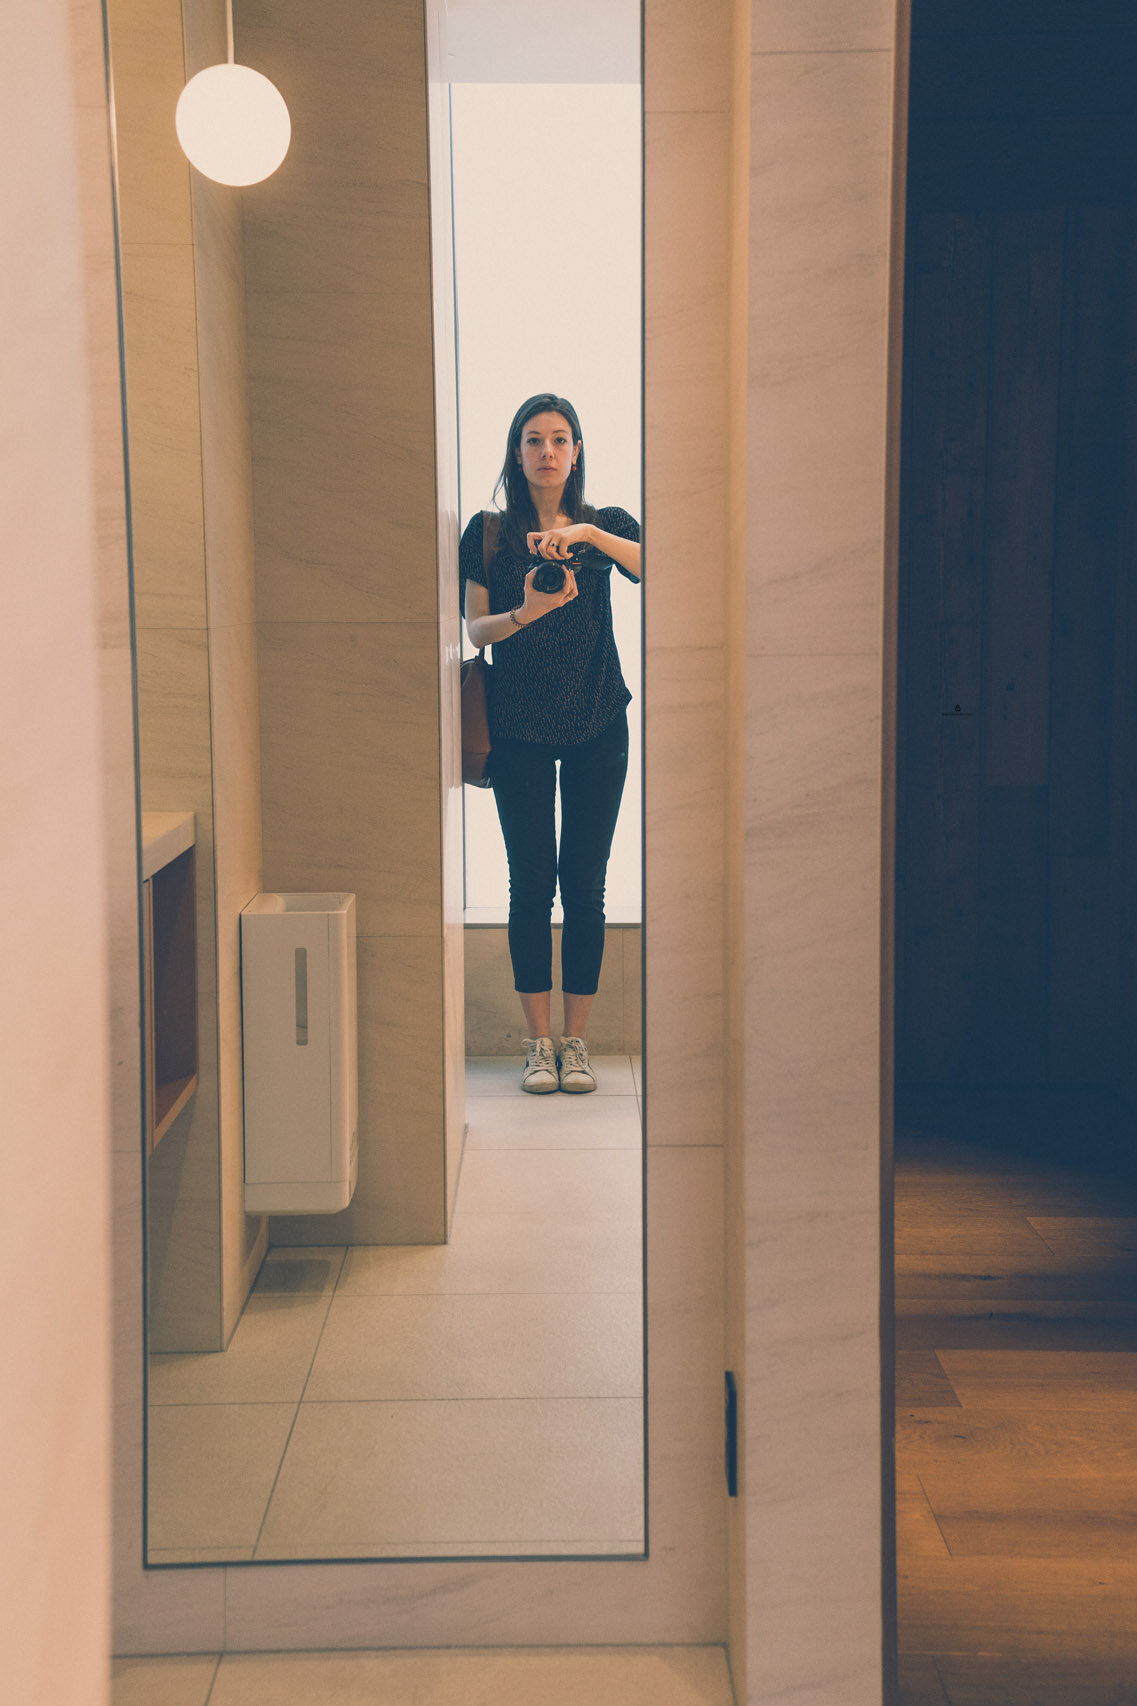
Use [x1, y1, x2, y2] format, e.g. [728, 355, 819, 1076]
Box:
[521, 564, 578, 623]
[526, 523, 593, 560]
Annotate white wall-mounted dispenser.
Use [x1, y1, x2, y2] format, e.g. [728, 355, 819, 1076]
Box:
[240, 891, 358, 1214]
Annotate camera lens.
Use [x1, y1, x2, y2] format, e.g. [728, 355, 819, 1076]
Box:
[532, 561, 567, 594]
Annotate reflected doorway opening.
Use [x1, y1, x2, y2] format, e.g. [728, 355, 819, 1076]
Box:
[449, 16, 647, 1560]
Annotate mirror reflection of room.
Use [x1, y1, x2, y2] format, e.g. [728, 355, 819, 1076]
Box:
[119, 0, 645, 1565]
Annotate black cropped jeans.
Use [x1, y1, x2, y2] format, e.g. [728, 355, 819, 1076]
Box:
[489, 708, 629, 996]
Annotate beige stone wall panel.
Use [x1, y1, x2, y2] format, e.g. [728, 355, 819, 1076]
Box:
[735, 2, 905, 1698]
[463, 926, 639, 1057]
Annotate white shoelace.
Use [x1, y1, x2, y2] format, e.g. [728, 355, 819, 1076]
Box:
[559, 1037, 590, 1073]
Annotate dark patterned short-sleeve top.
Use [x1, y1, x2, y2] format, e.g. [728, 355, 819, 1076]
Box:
[461, 504, 640, 746]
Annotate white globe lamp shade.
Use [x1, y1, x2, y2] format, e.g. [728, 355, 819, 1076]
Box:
[175, 63, 290, 186]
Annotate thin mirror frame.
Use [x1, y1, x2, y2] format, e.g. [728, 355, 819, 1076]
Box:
[108, 0, 649, 1569]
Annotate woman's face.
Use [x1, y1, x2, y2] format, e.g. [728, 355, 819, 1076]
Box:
[515, 411, 579, 493]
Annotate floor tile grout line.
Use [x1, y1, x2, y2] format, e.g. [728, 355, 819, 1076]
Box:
[332, 1289, 643, 1299]
[248, 1248, 346, 1560]
[215, 1545, 649, 1565]
[326, 1288, 644, 1297]
[150, 1399, 320, 1409]
[151, 1249, 346, 1406]
[231, 1538, 647, 1557]
[275, 1392, 646, 1407]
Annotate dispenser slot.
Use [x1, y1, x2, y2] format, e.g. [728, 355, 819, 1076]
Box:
[294, 947, 308, 1045]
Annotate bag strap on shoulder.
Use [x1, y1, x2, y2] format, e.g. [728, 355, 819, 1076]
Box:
[473, 511, 502, 657]
[482, 510, 500, 581]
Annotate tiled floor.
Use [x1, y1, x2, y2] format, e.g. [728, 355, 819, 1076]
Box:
[147, 1057, 644, 1563]
[111, 1645, 735, 1706]
[895, 1101, 1137, 1706]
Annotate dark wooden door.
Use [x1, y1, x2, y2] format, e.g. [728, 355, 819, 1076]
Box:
[896, 40, 1134, 1092]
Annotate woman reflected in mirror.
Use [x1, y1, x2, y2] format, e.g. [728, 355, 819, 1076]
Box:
[461, 392, 641, 1094]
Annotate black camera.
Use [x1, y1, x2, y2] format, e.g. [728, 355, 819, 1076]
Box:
[531, 560, 568, 593]
[530, 541, 595, 594]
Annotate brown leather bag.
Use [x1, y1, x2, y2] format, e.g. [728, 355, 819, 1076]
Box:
[460, 511, 501, 787]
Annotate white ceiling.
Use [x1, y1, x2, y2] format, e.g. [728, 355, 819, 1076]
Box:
[445, 0, 640, 83]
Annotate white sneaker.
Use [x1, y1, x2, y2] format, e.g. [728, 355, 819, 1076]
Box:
[557, 1035, 597, 1093]
[521, 1035, 559, 1094]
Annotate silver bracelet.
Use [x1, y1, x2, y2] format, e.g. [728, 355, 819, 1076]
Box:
[508, 606, 527, 628]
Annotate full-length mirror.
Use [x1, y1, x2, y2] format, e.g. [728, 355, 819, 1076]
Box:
[113, 0, 645, 1564]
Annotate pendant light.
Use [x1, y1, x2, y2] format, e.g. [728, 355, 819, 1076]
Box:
[175, 0, 290, 186]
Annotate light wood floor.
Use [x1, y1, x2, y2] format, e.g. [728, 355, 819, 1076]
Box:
[896, 1092, 1137, 1706]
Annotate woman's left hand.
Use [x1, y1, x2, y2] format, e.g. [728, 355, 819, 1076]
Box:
[526, 523, 594, 561]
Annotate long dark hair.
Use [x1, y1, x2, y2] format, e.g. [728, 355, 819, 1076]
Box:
[492, 392, 597, 558]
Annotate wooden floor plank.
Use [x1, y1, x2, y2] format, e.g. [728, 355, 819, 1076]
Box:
[898, 1652, 951, 1706]
[900, 1405, 1137, 1469]
[898, 1467, 954, 1560]
[933, 1653, 1137, 1706]
[896, 1118, 1137, 1684]
[896, 1216, 1058, 1271]
[896, 1304, 1137, 1351]
[899, 1556, 1137, 1662]
[897, 1349, 964, 1407]
[936, 1510, 1137, 1559]
[900, 1188, 1137, 1221]
[896, 1161, 1076, 1196]
[937, 1349, 1137, 1409]
[897, 1269, 1137, 1303]
[896, 1087, 1137, 1187]
[1027, 1219, 1137, 1267]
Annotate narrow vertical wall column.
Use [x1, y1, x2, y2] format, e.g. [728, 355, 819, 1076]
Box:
[1, 1, 114, 1696]
[183, 0, 270, 1344]
[733, 2, 907, 1700]
[242, 0, 453, 1247]
[109, 0, 267, 1351]
[110, 0, 228, 1351]
[642, 0, 735, 1643]
[423, 0, 467, 1231]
